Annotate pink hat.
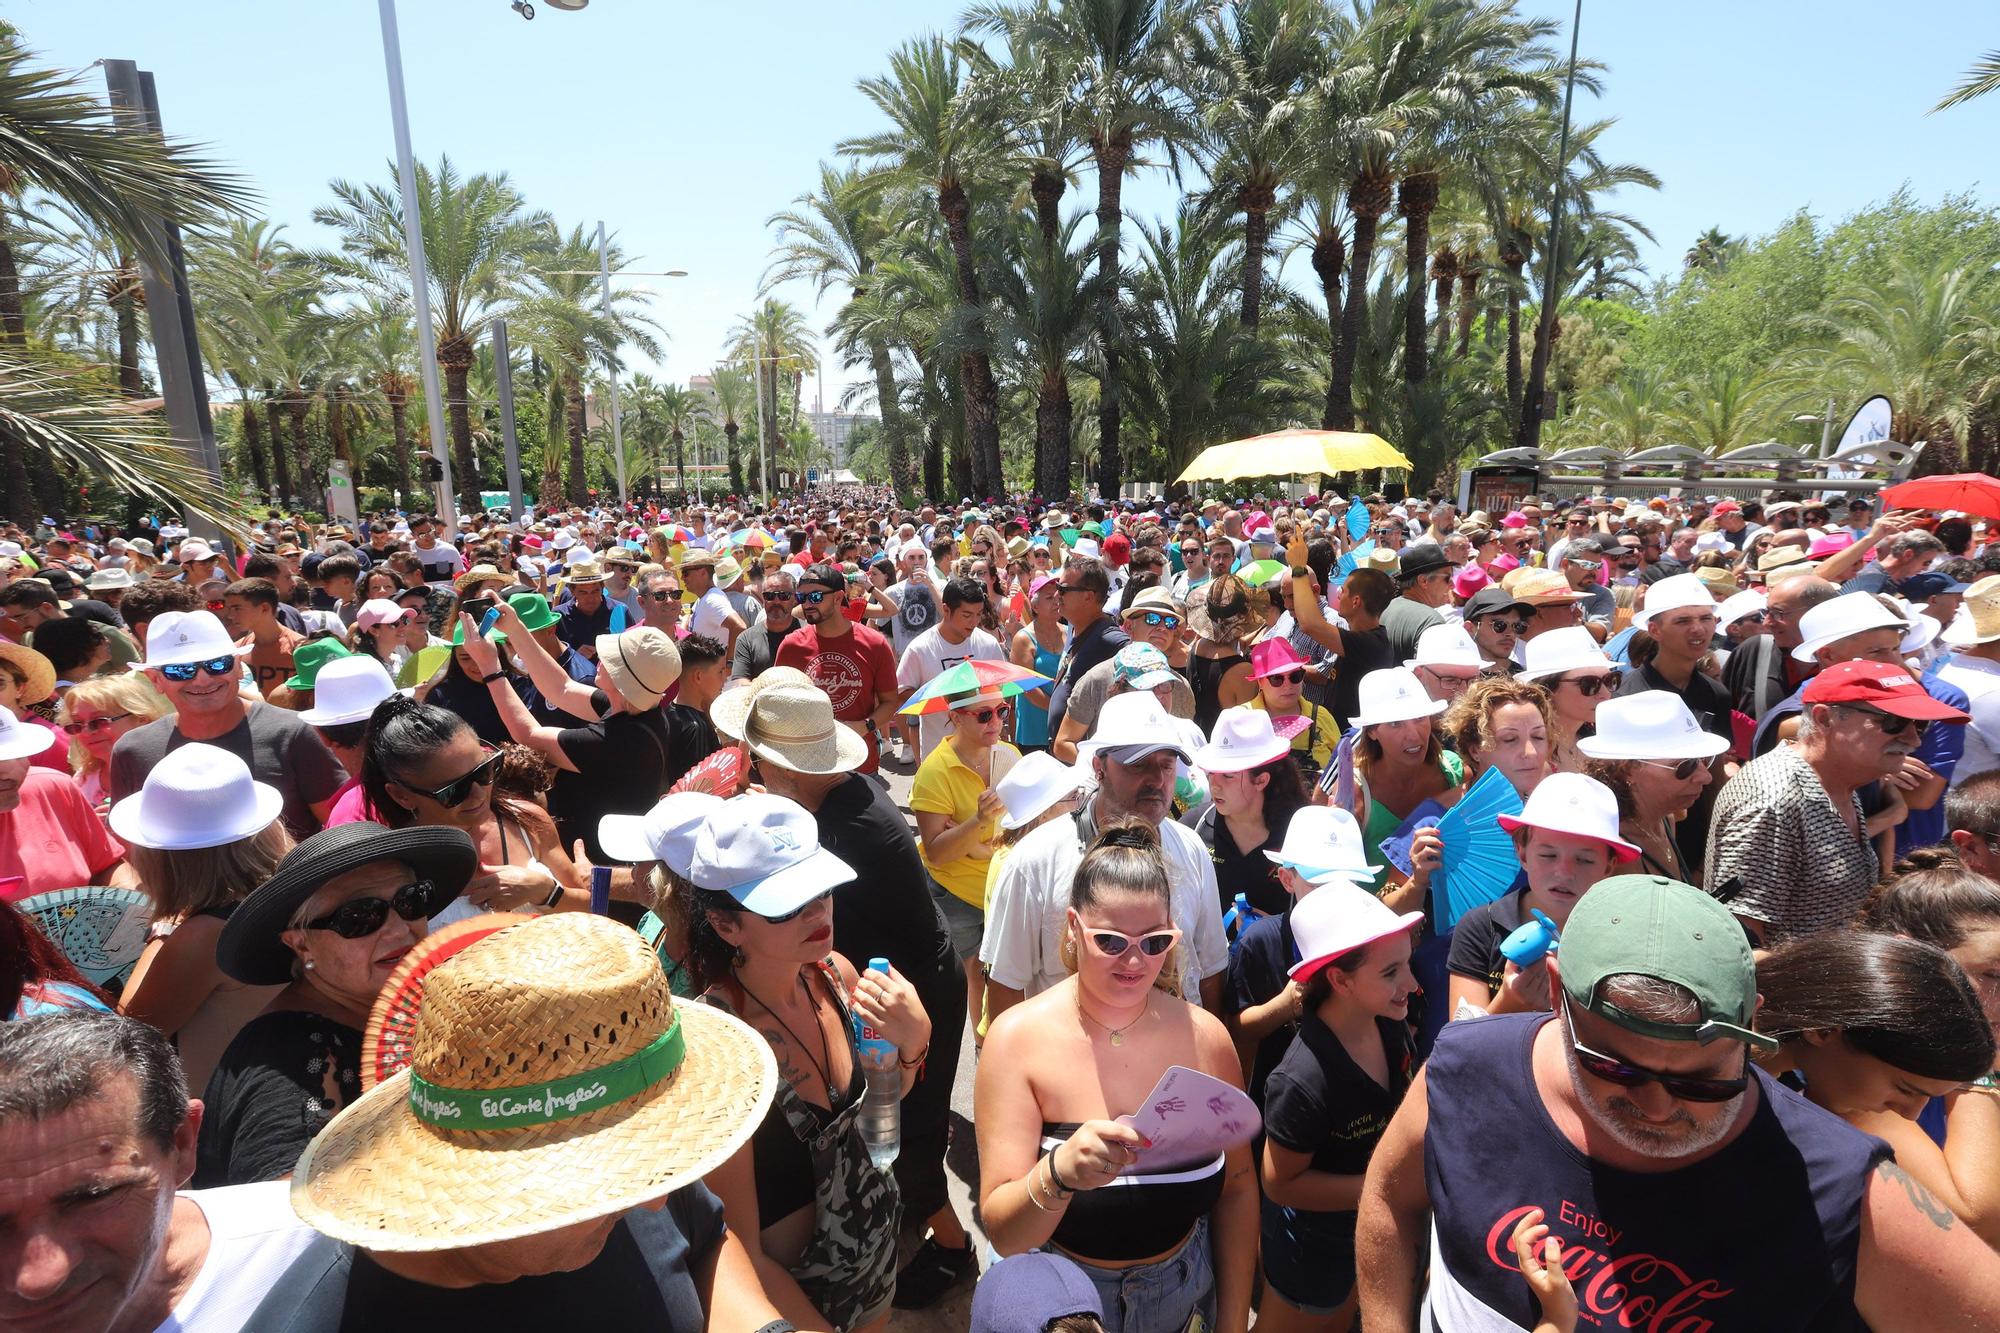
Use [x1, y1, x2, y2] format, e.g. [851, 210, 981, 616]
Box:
[1807, 532, 1855, 559]
[1501, 511, 1529, 529]
[1490, 552, 1522, 575]
[1028, 573, 1060, 598]
[1452, 565, 1491, 599]
[1249, 637, 1308, 680]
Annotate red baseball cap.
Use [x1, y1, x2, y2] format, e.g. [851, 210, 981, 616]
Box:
[1802, 660, 1969, 720]
[1102, 532, 1132, 563]
[1712, 500, 1742, 515]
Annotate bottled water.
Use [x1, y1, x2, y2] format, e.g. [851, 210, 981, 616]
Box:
[854, 957, 901, 1170]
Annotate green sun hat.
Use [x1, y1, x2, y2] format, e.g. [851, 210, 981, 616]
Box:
[506, 592, 559, 633]
[449, 617, 506, 648]
[283, 638, 354, 692]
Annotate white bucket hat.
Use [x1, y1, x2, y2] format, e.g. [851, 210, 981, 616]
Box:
[1716, 589, 1768, 631]
[687, 792, 856, 918]
[994, 750, 1084, 831]
[1518, 626, 1617, 682]
[1632, 573, 1715, 629]
[85, 567, 134, 592]
[1287, 880, 1425, 980]
[1575, 690, 1730, 762]
[1496, 771, 1641, 861]
[109, 742, 284, 850]
[598, 791, 724, 872]
[1263, 806, 1380, 883]
[1404, 623, 1486, 674]
[298, 655, 403, 727]
[0, 705, 49, 762]
[1790, 591, 1909, 663]
[131, 610, 251, 671]
[1194, 706, 1292, 773]
[1351, 667, 1448, 728]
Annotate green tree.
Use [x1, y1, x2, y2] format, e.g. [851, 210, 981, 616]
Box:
[658, 382, 707, 494]
[707, 364, 753, 497]
[987, 212, 1107, 496]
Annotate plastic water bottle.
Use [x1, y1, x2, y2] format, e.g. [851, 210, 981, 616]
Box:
[854, 957, 901, 1170]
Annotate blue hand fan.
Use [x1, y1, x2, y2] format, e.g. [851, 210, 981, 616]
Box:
[1378, 805, 1447, 878]
[1347, 498, 1371, 540]
[1334, 539, 1376, 578]
[1432, 767, 1526, 930]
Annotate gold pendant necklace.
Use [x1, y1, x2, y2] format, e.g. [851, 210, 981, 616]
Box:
[1077, 993, 1145, 1046]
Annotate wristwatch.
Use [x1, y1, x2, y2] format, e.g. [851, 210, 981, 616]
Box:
[542, 876, 565, 909]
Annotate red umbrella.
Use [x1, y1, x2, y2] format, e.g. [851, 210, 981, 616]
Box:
[1879, 473, 2000, 521]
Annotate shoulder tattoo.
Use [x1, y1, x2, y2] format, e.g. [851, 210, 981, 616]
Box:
[1877, 1159, 1957, 1231]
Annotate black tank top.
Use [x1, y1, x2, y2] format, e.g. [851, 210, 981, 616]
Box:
[1422, 1013, 1886, 1331]
[1187, 648, 1246, 734]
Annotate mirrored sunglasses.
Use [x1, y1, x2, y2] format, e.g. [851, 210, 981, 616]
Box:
[158, 654, 238, 683]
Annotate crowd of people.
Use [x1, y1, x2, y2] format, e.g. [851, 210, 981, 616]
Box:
[9, 485, 2000, 1331]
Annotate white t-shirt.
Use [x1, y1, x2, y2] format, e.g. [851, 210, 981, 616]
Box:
[690, 586, 737, 642]
[896, 625, 1004, 759]
[980, 805, 1227, 1003]
[411, 542, 465, 587]
[1940, 654, 2000, 787]
[158, 1181, 321, 1332]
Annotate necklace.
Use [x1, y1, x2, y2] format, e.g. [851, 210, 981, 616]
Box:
[1076, 992, 1148, 1047]
[735, 968, 833, 1090]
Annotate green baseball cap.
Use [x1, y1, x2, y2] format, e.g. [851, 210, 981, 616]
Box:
[449, 617, 506, 648]
[283, 639, 353, 692]
[1558, 875, 1776, 1053]
[505, 593, 559, 633]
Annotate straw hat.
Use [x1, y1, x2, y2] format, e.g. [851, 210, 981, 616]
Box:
[0, 641, 55, 706]
[563, 558, 607, 585]
[1693, 567, 1740, 599]
[712, 556, 745, 589]
[1755, 545, 1812, 575]
[1943, 575, 2000, 648]
[85, 567, 133, 592]
[595, 627, 681, 711]
[453, 565, 508, 597]
[678, 549, 719, 571]
[710, 666, 868, 775]
[1506, 568, 1587, 606]
[290, 912, 775, 1251]
[109, 743, 283, 851]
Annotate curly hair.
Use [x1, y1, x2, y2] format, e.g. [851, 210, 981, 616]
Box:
[1441, 675, 1553, 765]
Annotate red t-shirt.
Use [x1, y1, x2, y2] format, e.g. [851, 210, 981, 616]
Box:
[0, 767, 123, 896]
[774, 621, 897, 773]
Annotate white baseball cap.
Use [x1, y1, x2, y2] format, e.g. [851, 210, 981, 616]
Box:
[1351, 667, 1448, 728]
[1791, 591, 1909, 663]
[1404, 623, 1485, 674]
[1194, 706, 1291, 773]
[686, 792, 855, 918]
[1496, 771, 1641, 860]
[1517, 625, 1617, 682]
[109, 742, 283, 851]
[1631, 573, 1715, 630]
[1287, 880, 1424, 980]
[297, 655, 403, 727]
[598, 791, 725, 873]
[1078, 692, 1194, 766]
[1263, 805, 1380, 883]
[1575, 690, 1731, 762]
[131, 610, 251, 671]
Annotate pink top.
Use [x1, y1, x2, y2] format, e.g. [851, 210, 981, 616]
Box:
[324, 776, 378, 827]
[0, 767, 123, 896]
[25, 718, 69, 774]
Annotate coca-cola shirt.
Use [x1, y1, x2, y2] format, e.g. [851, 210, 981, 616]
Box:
[1422, 1012, 1886, 1332]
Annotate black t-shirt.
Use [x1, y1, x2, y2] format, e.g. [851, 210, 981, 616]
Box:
[552, 692, 671, 862]
[1329, 624, 1396, 731]
[1615, 661, 1732, 872]
[194, 1012, 362, 1188]
[247, 1187, 726, 1332]
[1181, 802, 1288, 917]
[662, 702, 720, 788]
[815, 774, 956, 998]
[1445, 887, 1531, 1001]
[1047, 615, 1130, 737]
[1263, 1012, 1413, 1179]
[1226, 906, 1299, 1108]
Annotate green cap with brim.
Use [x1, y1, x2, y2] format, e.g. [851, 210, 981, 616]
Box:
[283, 639, 354, 692]
[1558, 874, 1777, 1053]
[506, 592, 559, 633]
[449, 619, 506, 648]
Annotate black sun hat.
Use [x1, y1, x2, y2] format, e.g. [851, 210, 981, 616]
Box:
[216, 822, 479, 985]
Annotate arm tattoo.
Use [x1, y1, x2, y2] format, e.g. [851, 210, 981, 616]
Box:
[1877, 1159, 1957, 1231]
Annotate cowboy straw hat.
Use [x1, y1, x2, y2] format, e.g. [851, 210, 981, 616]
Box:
[453, 565, 508, 597]
[290, 912, 775, 1251]
[1944, 575, 2000, 648]
[595, 626, 681, 711]
[709, 666, 868, 775]
[0, 641, 55, 706]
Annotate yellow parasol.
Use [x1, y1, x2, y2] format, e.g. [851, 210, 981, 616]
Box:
[1175, 428, 1411, 483]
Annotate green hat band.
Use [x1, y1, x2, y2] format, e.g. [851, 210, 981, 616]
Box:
[406, 1013, 684, 1131]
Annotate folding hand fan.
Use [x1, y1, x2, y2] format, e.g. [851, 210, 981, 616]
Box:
[1334, 539, 1376, 578]
[1432, 766, 1526, 930]
[1347, 499, 1372, 540]
[15, 886, 153, 995]
[1377, 804, 1447, 879]
[362, 913, 531, 1090]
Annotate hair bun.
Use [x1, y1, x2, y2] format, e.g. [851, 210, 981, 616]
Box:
[1092, 817, 1159, 854]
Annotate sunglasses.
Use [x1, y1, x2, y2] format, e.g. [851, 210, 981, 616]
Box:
[1263, 669, 1305, 687]
[401, 746, 502, 808]
[158, 654, 239, 683]
[753, 889, 831, 925]
[962, 703, 1014, 724]
[205, 599, 227, 613]
[1562, 1002, 1748, 1103]
[63, 711, 131, 735]
[1835, 705, 1927, 739]
[1478, 617, 1529, 635]
[763, 590, 795, 602]
[1562, 672, 1622, 697]
[1638, 756, 1706, 781]
[1080, 925, 1182, 959]
[303, 880, 436, 938]
[1135, 611, 1182, 631]
[799, 587, 840, 605]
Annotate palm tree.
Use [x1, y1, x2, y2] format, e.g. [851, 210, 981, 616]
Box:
[963, 19, 1091, 244]
[707, 364, 753, 497]
[766, 164, 918, 499]
[658, 383, 706, 495]
[967, 0, 1193, 495]
[728, 300, 814, 497]
[315, 157, 550, 514]
[621, 372, 666, 494]
[1683, 226, 1735, 274]
[1669, 366, 1783, 456]
[1575, 368, 1682, 452]
[1935, 51, 2000, 112]
[843, 36, 1006, 497]
[987, 212, 1106, 497]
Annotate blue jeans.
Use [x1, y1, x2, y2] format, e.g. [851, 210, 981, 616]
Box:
[1066, 1214, 1216, 1333]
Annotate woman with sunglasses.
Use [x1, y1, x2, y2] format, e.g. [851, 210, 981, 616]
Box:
[1577, 690, 1729, 883]
[54, 671, 170, 810]
[350, 598, 417, 678]
[362, 696, 587, 921]
[1010, 574, 1064, 754]
[684, 793, 930, 1333]
[977, 820, 1256, 1333]
[1518, 627, 1621, 773]
[196, 820, 476, 1186]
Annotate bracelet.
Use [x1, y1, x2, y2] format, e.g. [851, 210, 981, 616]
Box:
[1045, 1145, 1075, 1195]
[899, 1042, 929, 1069]
[752, 1322, 797, 1333]
[1026, 1171, 1058, 1212]
[479, 671, 506, 685]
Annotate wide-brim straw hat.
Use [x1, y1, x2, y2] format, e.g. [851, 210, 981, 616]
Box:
[596, 626, 681, 711]
[0, 641, 55, 706]
[710, 666, 868, 775]
[1944, 575, 2000, 648]
[292, 912, 776, 1251]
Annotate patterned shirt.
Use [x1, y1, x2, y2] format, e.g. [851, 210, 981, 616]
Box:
[1704, 744, 1877, 943]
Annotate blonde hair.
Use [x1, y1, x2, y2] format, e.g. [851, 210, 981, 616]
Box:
[55, 673, 171, 778]
[128, 821, 293, 921]
[1442, 676, 1554, 766]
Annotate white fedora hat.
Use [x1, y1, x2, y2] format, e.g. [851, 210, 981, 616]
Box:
[1575, 690, 1730, 762]
[1791, 591, 1909, 663]
[598, 791, 725, 872]
[1194, 706, 1292, 773]
[1517, 625, 1617, 682]
[1496, 771, 1641, 861]
[0, 705, 50, 763]
[85, 567, 134, 592]
[1404, 623, 1485, 674]
[130, 610, 251, 671]
[1351, 667, 1448, 728]
[1263, 805, 1380, 883]
[298, 655, 404, 727]
[109, 742, 284, 850]
[686, 792, 855, 918]
[1631, 573, 1715, 630]
[1287, 880, 1424, 980]
[995, 750, 1084, 831]
[1716, 589, 1767, 631]
[1943, 575, 2000, 648]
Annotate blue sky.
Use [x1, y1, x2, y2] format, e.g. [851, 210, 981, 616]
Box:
[21, 1, 2000, 408]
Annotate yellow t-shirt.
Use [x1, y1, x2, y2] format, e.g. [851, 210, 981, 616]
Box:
[911, 739, 1019, 907]
[1246, 695, 1342, 772]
